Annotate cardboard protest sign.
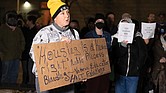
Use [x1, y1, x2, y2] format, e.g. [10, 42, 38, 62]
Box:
[141, 22, 156, 39]
[118, 23, 135, 43]
[33, 38, 111, 92]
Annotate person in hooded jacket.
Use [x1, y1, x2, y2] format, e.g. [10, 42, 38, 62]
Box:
[0, 10, 25, 84]
[112, 18, 147, 93]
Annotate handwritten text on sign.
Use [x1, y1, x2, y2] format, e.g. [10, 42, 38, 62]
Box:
[33, 38, 111, 91]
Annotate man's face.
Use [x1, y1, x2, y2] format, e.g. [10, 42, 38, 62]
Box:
[70, 22, 79, 29]
[26, 20, 31, 27]
[158, 15, 165, 22]
[107, 14, 115, 23]
[147, 13, 155, 23]
[88, 22, 94, 29]
[54, 9, 70, 28]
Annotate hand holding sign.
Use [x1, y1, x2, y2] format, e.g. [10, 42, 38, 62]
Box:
[33, 38, 111, 92]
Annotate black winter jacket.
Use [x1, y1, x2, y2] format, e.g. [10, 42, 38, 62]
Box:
[112, 33, 147, 76]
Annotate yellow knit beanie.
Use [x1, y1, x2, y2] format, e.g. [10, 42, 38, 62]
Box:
[47, 0, 68, 19]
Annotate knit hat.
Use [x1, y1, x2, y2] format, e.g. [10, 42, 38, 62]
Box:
[94, 13, 105, 22]
[47, 0, 69, 19]
[120, 18, 132, 23]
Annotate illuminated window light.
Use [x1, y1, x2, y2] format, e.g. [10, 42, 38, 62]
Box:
[23, 1, 31, 8]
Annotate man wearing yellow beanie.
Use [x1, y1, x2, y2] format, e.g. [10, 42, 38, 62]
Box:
[29, 0, 80, 93]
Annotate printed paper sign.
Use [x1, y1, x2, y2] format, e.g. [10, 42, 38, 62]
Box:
[118, 23, 135, 43]
[33, 38, 111, 92]
[141, 22, 156, 39]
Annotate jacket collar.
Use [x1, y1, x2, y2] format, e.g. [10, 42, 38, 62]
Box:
[53, 22, 69, 32]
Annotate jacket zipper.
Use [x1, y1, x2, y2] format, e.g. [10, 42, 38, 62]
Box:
[126, 45, 130, 76]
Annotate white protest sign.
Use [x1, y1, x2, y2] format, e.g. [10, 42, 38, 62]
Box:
[141, 22, 156, 39]
[118, 23, 135, 43]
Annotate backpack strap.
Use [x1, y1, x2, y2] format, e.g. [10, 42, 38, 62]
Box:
[70, 28, 76, 39]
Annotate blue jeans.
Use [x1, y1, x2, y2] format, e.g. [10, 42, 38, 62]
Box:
[1, 59, 20, 84]
[115, 75, 139, 93]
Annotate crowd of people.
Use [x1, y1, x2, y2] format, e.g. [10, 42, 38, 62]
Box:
[0, 0, 166, 93]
